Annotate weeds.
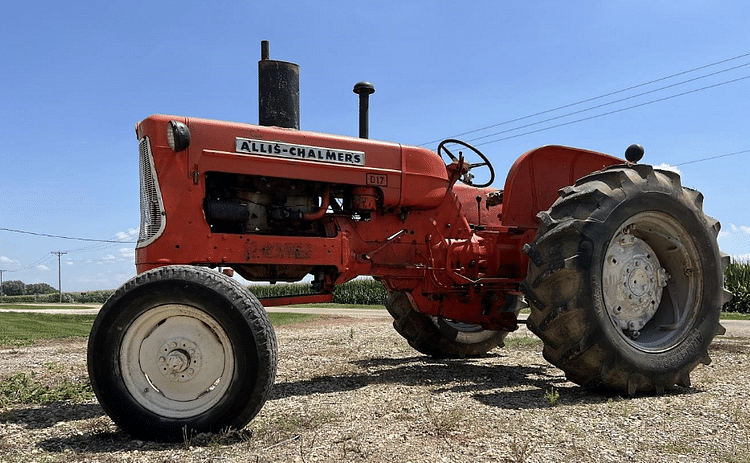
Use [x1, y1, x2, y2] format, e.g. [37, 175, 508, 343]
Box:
[504, 434, 534, 463]
[0, 371, 92, 407]
[251, 410, 336, 447]
[544, 387, 560, 406]
[424, 398, 463, 438]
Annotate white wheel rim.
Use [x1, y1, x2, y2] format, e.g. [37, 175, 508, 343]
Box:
[120, 304, 235, 419]
[602, 211, 702, 352]
[433, 317, 497, 344]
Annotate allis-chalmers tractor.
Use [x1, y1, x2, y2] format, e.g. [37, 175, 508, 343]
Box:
[88, 42, 731, 441]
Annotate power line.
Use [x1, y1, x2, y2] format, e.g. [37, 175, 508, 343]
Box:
[420, 51, 750, 147]
[0, 227, 137, 243]
[465, 63, 750, 144]
[4, 253, 56, 273]
[675, 149, 750, 166]
[473, 74, 750, 147]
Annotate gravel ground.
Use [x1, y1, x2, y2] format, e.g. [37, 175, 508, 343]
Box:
[1, 315, 749, 463]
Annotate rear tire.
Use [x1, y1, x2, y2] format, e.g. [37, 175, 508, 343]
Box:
[386, 291, 520, 358]
[522, 164, 731, 395]
[88, 265, 277, 441]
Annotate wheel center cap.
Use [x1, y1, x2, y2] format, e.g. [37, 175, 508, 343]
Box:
[157, 338, 202, 382]
[626, 258, 653, 297]
[166, 350, 189, 373]
[603, 232, 669, 333]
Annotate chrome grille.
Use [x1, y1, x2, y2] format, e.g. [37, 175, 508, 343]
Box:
[137, 137, 166, 247]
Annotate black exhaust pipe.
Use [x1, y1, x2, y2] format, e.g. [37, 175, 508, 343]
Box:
[258, 40, 300, 129]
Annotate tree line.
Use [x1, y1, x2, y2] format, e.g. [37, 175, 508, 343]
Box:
[0, 280, 57, 296]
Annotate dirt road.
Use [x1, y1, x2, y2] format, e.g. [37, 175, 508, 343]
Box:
[2, 303, 749, 337]
[1, 312, 750, 462]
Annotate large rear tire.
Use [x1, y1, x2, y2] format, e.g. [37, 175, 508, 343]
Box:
[386, 291, 521, 358]
[88, 265, 277, 441]
[522, 164, 731, 395]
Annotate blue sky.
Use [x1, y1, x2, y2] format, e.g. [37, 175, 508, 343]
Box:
[1, 1, 749, 292]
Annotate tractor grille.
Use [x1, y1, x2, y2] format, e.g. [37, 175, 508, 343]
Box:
[137, 137, 166, 247]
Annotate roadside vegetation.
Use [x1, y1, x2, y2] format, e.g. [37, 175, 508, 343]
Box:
[0, 278, 389, 305]
[5, 261, 750, 314]
[1, 261, 748, 312]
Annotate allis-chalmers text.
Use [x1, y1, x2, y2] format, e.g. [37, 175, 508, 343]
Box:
[235, 138, 365, 166]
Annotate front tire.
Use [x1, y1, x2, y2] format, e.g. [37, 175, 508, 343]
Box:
[522, 164, 731, 395]
[386, 291, 520, 358]
[88, 265, 277, 441]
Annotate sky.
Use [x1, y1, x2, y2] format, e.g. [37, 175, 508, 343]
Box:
[1, 1, 749, 292]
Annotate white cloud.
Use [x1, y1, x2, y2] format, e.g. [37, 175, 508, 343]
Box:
[719, 223, 750, 260]
[729, 223, 750, 234]
[116, 228, 139, 242]
[654, 163, 681, 175]
[119, 248, 135, 259]
[36, 265, 50, 271]
[103, 255, 116, 261]
[0, 256, 19, 265]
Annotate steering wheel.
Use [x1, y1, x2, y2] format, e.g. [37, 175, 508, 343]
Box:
[437, 139, 495, 188]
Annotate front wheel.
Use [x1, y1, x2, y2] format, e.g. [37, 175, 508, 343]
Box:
[87, 265, 277, 441]
[522, 164, 731, 395]
[386, 291, 521, 358]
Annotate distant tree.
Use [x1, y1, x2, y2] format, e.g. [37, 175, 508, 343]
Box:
[26, 282, 57, 295]
[1, 280, 26, 296]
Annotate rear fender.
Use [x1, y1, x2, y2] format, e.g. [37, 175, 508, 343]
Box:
[501, 145, 624, 229]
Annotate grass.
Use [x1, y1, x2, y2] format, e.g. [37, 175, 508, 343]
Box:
[0, 311, 321, 347]
[268, 313, 321, 326]
[0, 312, 97, 346]
[0, 304, 96, 311]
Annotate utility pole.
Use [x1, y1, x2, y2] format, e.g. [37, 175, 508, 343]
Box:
[50, 251, 67, 303]
[0, 269, 5, 302]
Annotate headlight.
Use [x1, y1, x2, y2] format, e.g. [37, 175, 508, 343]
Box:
[167, 120, 191, 152]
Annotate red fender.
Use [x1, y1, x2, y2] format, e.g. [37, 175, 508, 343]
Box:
[501, 145, 624, 229]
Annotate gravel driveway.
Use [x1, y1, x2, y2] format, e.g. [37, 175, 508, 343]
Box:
[1, 311, 749, 462]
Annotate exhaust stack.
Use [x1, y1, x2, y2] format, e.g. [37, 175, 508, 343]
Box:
[258, 40, 300, 129]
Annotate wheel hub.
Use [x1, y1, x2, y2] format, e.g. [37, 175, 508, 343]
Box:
[603, 230, 670, 337]
[131, 309, 230, 404]
[158, 338, 202, 382]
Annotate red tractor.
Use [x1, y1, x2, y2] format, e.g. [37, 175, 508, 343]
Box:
[88, 42, 731, 441]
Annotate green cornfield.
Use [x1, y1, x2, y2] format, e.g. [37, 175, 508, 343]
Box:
[724, 260, 750, 313]
[248, 278, 388, 306]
